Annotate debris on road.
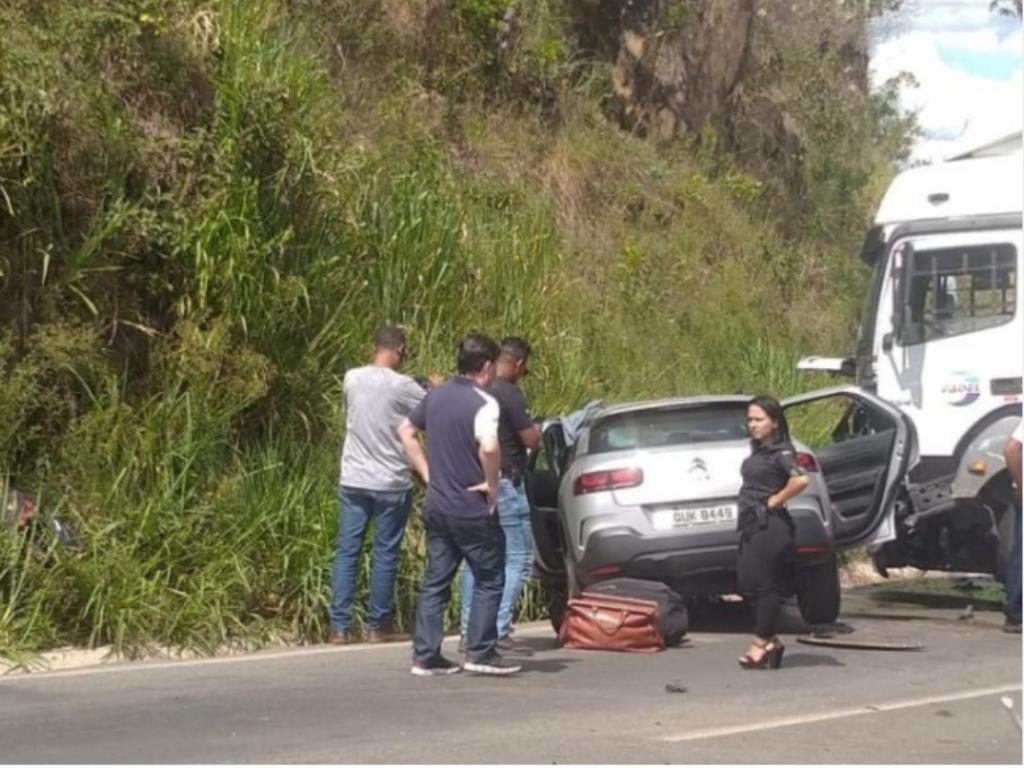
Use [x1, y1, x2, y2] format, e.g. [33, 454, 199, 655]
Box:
[664, 683, 688, 694]
[796, 635, 925, 651]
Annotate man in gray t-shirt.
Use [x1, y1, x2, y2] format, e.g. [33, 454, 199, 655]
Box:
[340, 365, 427, 492]
[329, 326, 430, 644]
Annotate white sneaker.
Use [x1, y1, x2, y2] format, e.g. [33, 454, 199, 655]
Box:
[410, 656, 462, 676]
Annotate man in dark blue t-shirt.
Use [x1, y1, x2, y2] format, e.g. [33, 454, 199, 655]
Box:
[398, 334, 522, 676]
[459, 337, 541, 648]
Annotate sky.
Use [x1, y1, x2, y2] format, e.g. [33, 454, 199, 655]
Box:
[869, 0, 1023, 163]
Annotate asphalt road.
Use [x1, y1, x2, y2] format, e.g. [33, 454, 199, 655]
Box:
[1, 588, 1021, 764]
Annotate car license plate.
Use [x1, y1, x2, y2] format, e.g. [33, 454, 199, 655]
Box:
[651, 503, 737, 530]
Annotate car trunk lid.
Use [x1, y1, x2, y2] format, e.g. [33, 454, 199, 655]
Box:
[577, 441, 749, 508]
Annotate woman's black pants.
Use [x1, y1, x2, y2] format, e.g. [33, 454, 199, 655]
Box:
[737, 514, 795, 639]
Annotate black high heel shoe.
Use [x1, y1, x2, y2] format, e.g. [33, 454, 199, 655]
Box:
[738, 640, 785, 670]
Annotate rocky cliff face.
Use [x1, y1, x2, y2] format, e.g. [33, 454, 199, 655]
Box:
[569, 0, 870, 163]
[374, 0, 875, 190]
[599, 0, 756, 141]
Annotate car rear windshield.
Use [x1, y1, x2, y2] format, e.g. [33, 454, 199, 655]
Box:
[587, 404, 749, 455]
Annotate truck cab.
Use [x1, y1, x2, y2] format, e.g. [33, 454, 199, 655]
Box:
[800, 132, 1023, 578]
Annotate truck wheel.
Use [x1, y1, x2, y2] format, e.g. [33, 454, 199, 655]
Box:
[796, 554, 841, 625]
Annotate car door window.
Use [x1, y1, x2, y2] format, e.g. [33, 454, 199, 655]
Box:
[526, 422, 569, 573]
[785, 392, 904, 545]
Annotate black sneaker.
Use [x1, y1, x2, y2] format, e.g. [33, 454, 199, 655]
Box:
[410, 656, 462, 677]
[463, 653, 522, 676]
[496, 634, 515, 651]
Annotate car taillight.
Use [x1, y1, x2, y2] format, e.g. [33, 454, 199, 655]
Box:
[795, 452, 819, 472]
[573, 468, 644, 496]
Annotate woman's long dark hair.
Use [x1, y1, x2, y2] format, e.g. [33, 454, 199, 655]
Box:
[748, 395, 791, 445]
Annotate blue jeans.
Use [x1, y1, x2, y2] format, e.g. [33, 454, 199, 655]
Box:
[460, 478, 533, 638]
[1006, 499, 1022, 625]
[413, 511, 505, 664]
[329, 486, 412, 632]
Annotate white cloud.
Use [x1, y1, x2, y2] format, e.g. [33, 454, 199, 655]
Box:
[875, 0, 1021, 38]
[869, 3, 1023, 163]
[934, 26, 1023, 56]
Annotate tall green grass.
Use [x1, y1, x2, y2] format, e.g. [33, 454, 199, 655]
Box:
[0, 0, 908, 660]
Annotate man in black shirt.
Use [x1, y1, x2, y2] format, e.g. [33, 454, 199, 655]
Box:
[398, 334, 522, 676]
[459, 337, 541, 648]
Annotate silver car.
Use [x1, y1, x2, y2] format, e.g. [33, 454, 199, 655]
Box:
[526, 386, 913, 628]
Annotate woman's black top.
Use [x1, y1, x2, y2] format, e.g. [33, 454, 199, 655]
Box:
[737, 438, 806, 532]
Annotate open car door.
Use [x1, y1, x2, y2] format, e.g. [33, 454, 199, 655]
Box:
[782, 386, 915, 548]
[525, 420, 569, 582]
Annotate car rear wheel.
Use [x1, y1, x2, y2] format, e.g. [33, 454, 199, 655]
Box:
[547, 549, 580, 634]
[796, 554, 841, 625]
[546, 584, 567, 634]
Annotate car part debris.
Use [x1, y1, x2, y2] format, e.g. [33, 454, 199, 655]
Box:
[796, 634, 924, 651]
[2, 480, 81, 551]
[2, 481, 36, 530]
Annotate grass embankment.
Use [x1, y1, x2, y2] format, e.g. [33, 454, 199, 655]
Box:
[0, 0, 911, 659]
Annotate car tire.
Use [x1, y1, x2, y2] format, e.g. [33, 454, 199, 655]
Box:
[546, 585, 567, 634]
[547, 549, 580, 634]
[796, 554, 841, 625]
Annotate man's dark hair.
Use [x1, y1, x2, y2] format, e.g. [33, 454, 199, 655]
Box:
[457, 333, 500, 375]
[374, 326, 406, 351]
[500, 336, 532, 362]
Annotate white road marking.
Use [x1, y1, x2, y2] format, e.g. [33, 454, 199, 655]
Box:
[0, 642, 399, 682]
[660, 683, 1023, 742]
[0, 623, 558, 682]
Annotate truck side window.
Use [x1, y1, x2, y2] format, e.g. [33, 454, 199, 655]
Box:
[904, 243, 1017, 342]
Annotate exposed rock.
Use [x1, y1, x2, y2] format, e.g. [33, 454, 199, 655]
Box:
[605, 0, 756, 141]
[568, 0, 871, 177]
[380, 0, 455, 61]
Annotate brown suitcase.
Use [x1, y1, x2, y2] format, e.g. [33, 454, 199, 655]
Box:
[558, 592, 665, 652]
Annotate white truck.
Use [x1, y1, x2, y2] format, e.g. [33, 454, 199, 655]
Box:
[800, 131, 1023, 580]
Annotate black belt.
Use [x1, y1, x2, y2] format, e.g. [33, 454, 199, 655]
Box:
[501, 468, 525, 487]
[738, 500, 792, 532]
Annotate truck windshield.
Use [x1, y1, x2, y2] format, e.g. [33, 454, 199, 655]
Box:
[588, 404, 749, 454]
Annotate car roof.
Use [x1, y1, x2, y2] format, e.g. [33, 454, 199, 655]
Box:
[594, 395, 752, 419]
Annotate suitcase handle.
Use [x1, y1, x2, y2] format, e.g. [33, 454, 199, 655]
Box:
[587, 605, 628, 635]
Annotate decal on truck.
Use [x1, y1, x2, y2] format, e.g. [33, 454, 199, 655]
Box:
[941, 371, 981, 407]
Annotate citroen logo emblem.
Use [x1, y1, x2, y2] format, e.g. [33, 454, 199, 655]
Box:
[689, 458, 710, 482]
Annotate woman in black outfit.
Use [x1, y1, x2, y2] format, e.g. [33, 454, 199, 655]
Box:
[736, 395, 810, 670]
